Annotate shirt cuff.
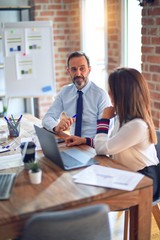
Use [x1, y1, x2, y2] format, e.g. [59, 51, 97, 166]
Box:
[97, 119, 110, 134]
[86, 138, 94, 147]
[52, 127, 58, 134]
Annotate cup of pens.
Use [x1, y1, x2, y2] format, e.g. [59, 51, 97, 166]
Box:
[5, 115, 22, 138]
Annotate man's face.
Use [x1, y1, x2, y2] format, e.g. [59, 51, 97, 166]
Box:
[67, 56, 91, 89]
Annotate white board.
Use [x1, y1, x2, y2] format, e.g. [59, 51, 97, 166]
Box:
[3, 21, 55, 97]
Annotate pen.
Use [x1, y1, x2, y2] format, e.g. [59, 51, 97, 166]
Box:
[15, 114, 23, 127]
[4, 116, 16, 130]
[72, 114, 77, 118]
[0, 149, 10, 153]
[4, 116, 9, 123]
[11, 114, 16, 125]
[2, 141, 15, 149]
[17, 114, 23, 122]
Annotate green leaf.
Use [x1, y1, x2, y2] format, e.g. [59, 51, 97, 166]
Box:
[26, 161, 40, 173]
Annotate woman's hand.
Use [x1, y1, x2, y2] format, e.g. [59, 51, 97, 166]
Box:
[102, 106, 115, 119]
[65, 136, 86, 147]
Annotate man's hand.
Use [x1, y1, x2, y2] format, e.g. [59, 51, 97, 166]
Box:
[54, 117, 75, 133]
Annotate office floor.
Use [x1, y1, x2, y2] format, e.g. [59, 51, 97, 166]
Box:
[109, 211, 160, 240]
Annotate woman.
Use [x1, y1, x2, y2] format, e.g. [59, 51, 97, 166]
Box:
[66, 67, 160, 200]
[94, 67, 160, 201]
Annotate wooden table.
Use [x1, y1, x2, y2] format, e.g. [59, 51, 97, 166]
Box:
[0, 115, 153, 240]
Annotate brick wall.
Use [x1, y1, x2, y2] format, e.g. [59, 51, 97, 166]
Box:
[31, 0, 160, 129]
[30, 0, 81, 119]
[141, 0, 160, 129]
[107, 0, 121, 73]
[107, 0, 160, 129]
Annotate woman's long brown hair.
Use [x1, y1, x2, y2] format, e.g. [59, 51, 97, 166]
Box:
[108, 67, 157, 144]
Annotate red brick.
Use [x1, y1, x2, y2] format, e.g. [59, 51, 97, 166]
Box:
[32, 0, 160, 127]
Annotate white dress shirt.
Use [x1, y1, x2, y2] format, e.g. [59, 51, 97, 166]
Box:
[94, 118, 159, 171]
[42, 81, 111, 138]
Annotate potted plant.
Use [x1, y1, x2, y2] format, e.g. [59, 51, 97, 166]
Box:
[27, 161, 42, 184]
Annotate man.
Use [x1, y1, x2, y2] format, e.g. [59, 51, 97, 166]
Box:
[42, 51, 112, 146]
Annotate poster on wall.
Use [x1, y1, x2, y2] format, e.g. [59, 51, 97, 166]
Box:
[15, 54, 35, 80]
[4, 28, 25, 57]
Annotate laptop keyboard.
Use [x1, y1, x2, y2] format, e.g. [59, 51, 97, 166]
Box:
[0, 173, 16, 200]
[60, 152, 82, 167]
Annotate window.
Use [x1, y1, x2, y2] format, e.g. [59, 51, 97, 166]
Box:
[121, 0, 142, 70]
[81, 0, 107, 89]
[81, 0, 142, 91]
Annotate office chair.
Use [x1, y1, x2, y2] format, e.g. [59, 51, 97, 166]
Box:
[21, 204, 111, 240]
[152, 130, 160, 230]
[124, 130, 160, 240]
[155, 130, 160, 161]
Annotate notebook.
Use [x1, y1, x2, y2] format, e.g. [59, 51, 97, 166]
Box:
[0, 153, 23, 170]
[34, 125, 98, 170]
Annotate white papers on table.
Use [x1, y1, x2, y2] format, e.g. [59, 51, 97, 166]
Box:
[0, 146, 10, 153]
[0, 148, 10, 153]
[0, 153, 23, 170]
[73, 165, 144, 191]
[0, 118, 5, 125]
[21, 137, 33, 143]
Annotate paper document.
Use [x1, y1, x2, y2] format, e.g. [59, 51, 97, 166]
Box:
[0, 146, 10, 153]
[73, 165, 144, 191]
[0, 153, 23, 170]
[21, 137, 33, 143]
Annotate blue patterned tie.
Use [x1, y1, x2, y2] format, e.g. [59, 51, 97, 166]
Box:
[75, 90, 83, 137]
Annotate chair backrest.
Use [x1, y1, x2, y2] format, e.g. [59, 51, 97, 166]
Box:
[155, 130, 160, 161]
[154, 130, 160, 202]
[21, 204, 111, 240]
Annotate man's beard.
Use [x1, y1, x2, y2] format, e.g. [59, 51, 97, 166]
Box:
[73, 76, 87, 88]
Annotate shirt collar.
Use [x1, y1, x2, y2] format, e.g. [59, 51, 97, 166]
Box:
[73, 80, 91, 94]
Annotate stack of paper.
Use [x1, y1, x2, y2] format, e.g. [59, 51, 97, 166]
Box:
[73, 165, 144, 191]
[0, 153, 23, 170]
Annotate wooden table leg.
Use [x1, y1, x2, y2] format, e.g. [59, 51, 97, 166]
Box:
[129, 185, 152, 240]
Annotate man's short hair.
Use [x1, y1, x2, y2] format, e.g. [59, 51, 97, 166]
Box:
[67, 51, 90, 67]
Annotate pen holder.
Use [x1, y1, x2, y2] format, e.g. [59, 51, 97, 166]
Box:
[7, 120, 20, 137]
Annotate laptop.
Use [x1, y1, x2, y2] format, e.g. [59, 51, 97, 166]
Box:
[34, 125, 98, 170]
[0, 173, 16, 200]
